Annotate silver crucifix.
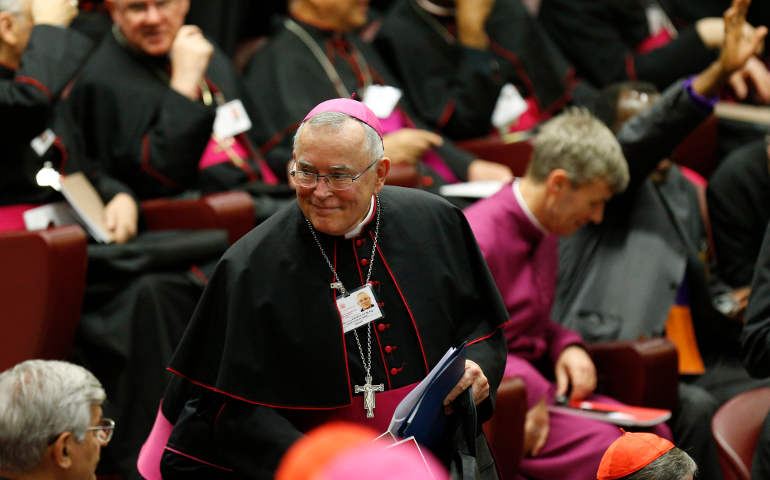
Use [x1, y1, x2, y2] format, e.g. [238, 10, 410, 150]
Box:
[354, 374, 384, 418]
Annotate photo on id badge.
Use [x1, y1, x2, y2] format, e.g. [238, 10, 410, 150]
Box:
[338, 285, 383, 334]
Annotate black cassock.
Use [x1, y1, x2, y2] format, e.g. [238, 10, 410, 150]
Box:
[67, 28, 276, 200]
[374, 0, 595, 139]
[538, 0, 716, 90]
[0, 25, 126, 206]
[0, 25, 225, 480]
[160, 187, 508, 479]
[243, 17, 477, 186]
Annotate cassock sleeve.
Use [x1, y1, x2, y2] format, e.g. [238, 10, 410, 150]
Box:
[0, 25, 92, 145]
[162, 388, 302, 480]
[706, 141, 766, 288]
[375, 15, 503, 139]
[608, 80, 710, 215]
[161, 252, 306, 479]
[742, 221, 770, 379]
[539, 0, 715, 90]
[67, 47, 217, 198]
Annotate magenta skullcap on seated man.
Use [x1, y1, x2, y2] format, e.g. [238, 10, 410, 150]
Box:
[303, 98, 384, 138]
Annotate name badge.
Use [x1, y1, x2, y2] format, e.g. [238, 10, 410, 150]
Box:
[30, 128, 56, 157]
[213, 99, 252, 139]
[362, 85, 402, 119]
[491, 83, 528, 129]
[337, 284, 383, 333]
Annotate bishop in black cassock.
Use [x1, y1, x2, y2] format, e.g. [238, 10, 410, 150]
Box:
[66, 0, 285, 207]
[151, 99, 508, 480]
[1, 9, 133, 225]
[242, 1, 512, 190]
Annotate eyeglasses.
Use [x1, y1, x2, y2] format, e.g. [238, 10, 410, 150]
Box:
[119, 0, 177, 17]
[290, 159, 378, 191]
[88, 418, 116, 445]
[47, 418, 116, 447]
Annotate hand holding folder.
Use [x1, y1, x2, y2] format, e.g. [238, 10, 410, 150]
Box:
[387, 343, 467, 448]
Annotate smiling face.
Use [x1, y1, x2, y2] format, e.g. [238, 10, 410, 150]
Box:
[544, 175, 613, 236]
[294, 118, 387, 236]
[109, 0, 189, 56]
[357, 292, 372, 310]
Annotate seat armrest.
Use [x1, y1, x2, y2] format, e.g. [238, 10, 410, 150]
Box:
[456, 136, 534, 176]
[483, 375, 527, 480]
[141, 191, 255, 244]
[586, 338, 679, 410]
[385, 163, 421, 188]
[0, 225, 88, 371]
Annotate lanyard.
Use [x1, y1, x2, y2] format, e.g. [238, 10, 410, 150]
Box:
[284, 18, 373, 98]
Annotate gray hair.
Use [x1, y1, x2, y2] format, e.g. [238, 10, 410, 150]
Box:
[0, 0, 25, 15]
[529, 107, 629, 193]
[0, 360, 106, 476]
[293, 110, 384, 164]
[620, 447, 698, 480]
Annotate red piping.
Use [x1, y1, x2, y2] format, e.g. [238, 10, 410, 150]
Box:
[166, 367, 350, 410]
[140, 135, 180, 188]
[15, 76, 51, 99]
[373, 238, 430, 375]
[163, 446, 233, 472]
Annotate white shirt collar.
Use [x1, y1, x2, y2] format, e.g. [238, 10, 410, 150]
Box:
[344, 196, 376, 239]
[513, 179, 548, 234]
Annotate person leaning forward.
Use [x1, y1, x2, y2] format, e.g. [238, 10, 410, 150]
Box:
[147, 98, 508, 479]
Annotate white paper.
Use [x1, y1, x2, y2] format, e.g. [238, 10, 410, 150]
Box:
[30, 128, 56, 157]
[439, 181, 505, 199]
[23, 202, 79, 231]
[362, 84, 402, 119]
[213, 99, 252, 139]
[491, 83, 528, 129]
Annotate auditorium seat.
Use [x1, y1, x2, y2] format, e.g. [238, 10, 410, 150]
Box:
[141, 190, 256, 244]
[457, 135, 534, 177]
[483, 375, 528, 480]
[712, 386, 770, 480]
[0, 192, 255, 375]
[587, 338, 680, 410]
[0, 224, 88, 372]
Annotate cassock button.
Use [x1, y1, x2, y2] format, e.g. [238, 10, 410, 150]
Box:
[360, 258, 369, 266]
[356, 238, 366, 247]
[385, 345, 392, 353]
[390, 367, 401, 375]
[377, 323, 386, 331]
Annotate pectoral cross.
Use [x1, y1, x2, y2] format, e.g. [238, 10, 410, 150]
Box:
[354, 374, 384, 418]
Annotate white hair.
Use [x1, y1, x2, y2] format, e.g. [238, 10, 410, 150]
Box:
[293, 110, 385, 163]
[529, 107, 629, 193]
[0, 0, 25, 15]
[0, 360, 106, 476]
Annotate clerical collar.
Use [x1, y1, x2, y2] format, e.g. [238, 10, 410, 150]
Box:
[513, 179, 547, 234]
[414, 0, 455, 17]
[345, 196, 376, 239]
